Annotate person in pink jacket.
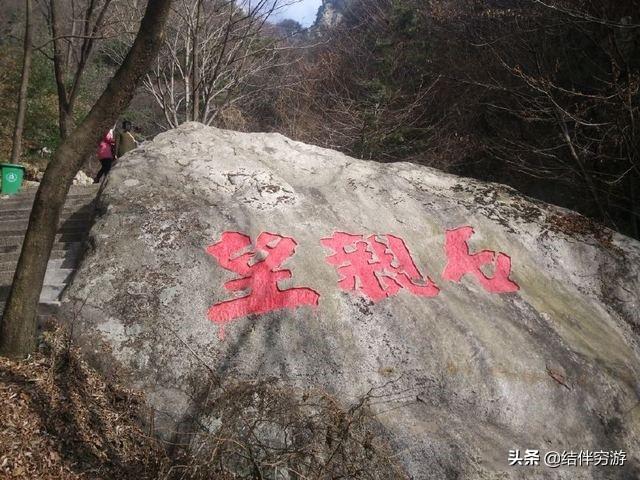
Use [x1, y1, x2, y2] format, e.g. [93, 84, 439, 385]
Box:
[94, 128, 116, 183]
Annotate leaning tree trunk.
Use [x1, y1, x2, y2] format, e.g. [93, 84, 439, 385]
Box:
[10, 0, 33, 163]
[57, 104, 74, 141]
[0, 0, 173, 359]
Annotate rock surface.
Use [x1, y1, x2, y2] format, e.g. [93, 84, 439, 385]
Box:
[73, 170, 94, 186]
[314, 0, 349, 28]
[63, 122, 640, 479]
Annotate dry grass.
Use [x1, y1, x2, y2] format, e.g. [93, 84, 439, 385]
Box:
[0, 327, 407, 480]
[0, 329, 167, 479]
[166, 380, 408, 480]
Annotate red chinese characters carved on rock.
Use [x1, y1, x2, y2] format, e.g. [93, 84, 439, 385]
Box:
[442, 226, 519, 293]
[320, 232, 440, 302]
[321, 227, 518, 301]
[206, 227, 519, 337]
[206, 231, 320, 339]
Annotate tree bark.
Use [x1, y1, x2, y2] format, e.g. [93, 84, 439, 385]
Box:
[10, 0, 33, 163]
[58, 104, 74, 140]
[0, 0, 173, 359]
[191, 0, 202, 122]
[50, 0, 72, 140]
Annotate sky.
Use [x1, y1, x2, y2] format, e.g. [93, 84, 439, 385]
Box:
[273, 0, 322, 27]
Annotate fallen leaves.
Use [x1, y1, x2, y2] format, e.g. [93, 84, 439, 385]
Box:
[0, 328, 167, 480]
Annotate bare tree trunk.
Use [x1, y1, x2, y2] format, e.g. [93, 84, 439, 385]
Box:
[0, 0, 173, 359]
[65, 0, 77, 71]
[50, 0, 72, 140]
[185, 29, 192, 122]
[49, 0, 114, 140]
[631, 175, 639, 239]
[58, 105, 74, 140]
[10, 0, 33, 163]
[191, 0, 202, 122]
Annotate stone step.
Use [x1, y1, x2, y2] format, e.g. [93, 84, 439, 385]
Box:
[0, 202, 95, 221]
[0, 196, 97, 212]
[2, 184, 99, 197]
[0, 268, 74, 285]
[0, 191, 98, 203]
[14, 185, 100, 197]
[0, 301, 61, 320]
[0, 224, 90, 239]
[0, 241, 82, 256]
[0, 185, 99, 320]
[0, 232, 87, 247]
[0, 245, 81, 263]
[0, 187, 97, 198]
[0, 205, 96, 221]
[0, 216, 94, 229]
[0, 255, 80, 273]
[0, 219, 90, 235]
[0, 218, 94, 233]
[0, 186, 98, 200]
[0, 284, 66, 303]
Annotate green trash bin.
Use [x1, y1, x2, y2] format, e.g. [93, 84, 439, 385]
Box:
[0, 163, 26, 195]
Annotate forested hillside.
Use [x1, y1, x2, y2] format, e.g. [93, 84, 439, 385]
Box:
[0, 0, 295, 175]
[1, 0, 639, 238]
[269, 0, 640, 239]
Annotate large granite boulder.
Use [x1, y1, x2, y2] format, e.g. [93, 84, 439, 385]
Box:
[63, 122, 640, 479]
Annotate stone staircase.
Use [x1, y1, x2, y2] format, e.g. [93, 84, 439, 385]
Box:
[0, 184, 100, 319]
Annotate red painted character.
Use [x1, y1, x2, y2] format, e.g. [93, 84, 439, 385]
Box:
[321, 232, 440, 302]
[207, 231, 320, 339]
[442, 226, 519, 293]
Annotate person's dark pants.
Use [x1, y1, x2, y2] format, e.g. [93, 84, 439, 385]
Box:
[94, 158, 113, 183]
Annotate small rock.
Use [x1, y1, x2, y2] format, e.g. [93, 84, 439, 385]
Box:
[73, 170, 94, 185]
